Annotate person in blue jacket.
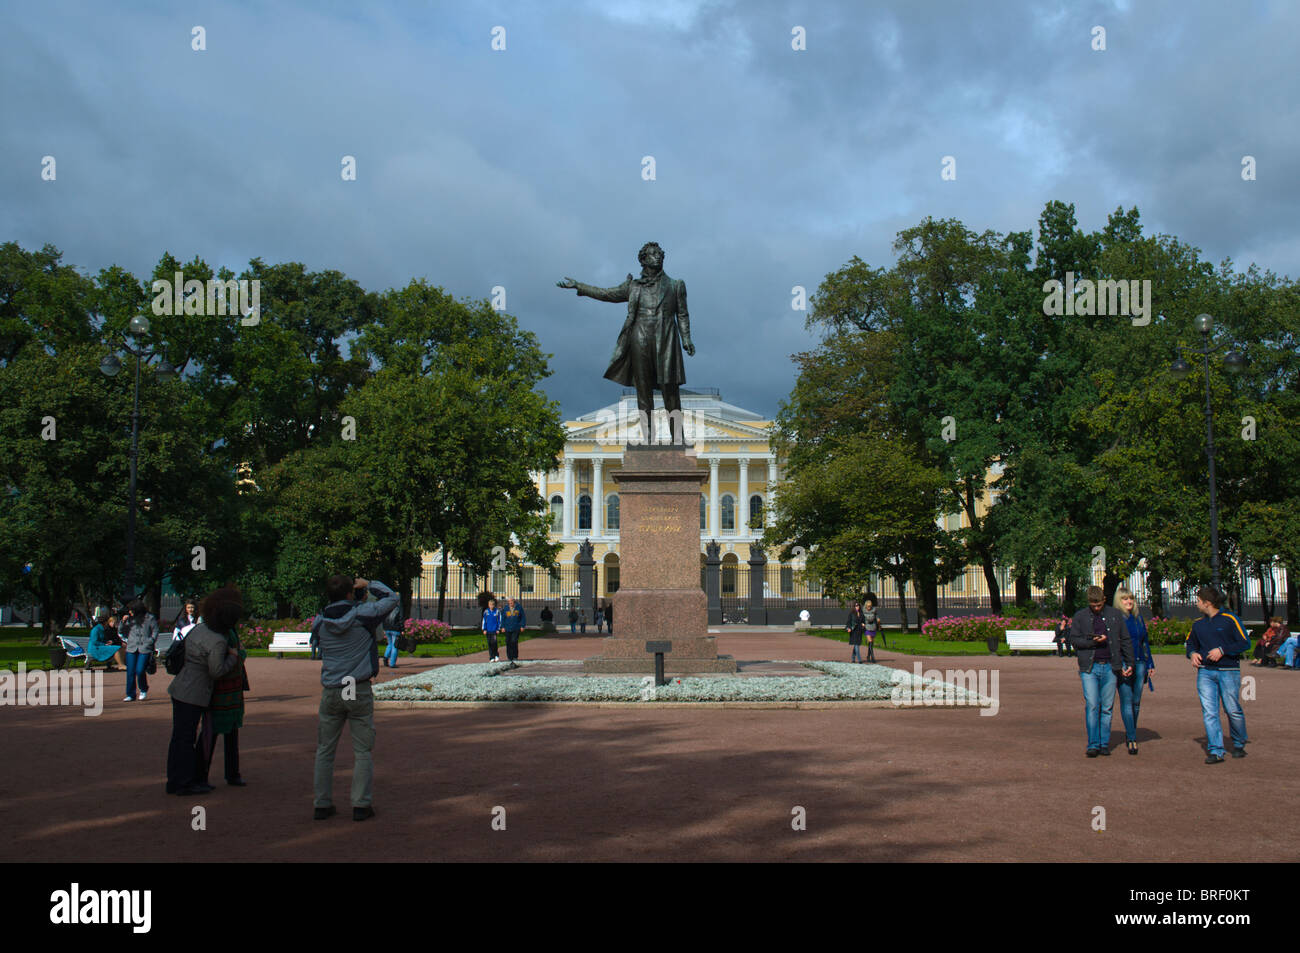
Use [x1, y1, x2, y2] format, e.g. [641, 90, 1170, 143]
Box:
[1113, 587, 1154, 755]
[87, 611, 125, 671]
[1186, 585, 1251, 764]
[482, 598, 503, 662]
[501, 597, 526, 668]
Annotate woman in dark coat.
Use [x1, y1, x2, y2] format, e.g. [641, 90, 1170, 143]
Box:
[165, 588, 242, 795]
[845, 602, 866, 664]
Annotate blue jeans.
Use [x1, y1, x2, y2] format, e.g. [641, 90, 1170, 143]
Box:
[1079, 662, 1116, 750]
[850, 642, 861, 661]
[384, 631, 399, 667]
[1196, 668, 1248, 756]
[1280, 636, 1298, 668]
[1117, 660, 1148, 742]
[125, 651, 150, 698]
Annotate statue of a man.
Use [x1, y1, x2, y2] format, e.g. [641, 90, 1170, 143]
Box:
[557, 241, 695, 445]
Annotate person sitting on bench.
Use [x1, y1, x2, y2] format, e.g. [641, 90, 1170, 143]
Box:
[88, 612, 125, 671]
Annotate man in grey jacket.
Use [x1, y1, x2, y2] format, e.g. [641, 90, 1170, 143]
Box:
[311, 574, 399, 821]
[1069, 585, 1135, 757]
[120, 600, 160, 702]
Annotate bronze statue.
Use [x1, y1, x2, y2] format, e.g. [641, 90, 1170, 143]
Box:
[557, 242, 695, 445]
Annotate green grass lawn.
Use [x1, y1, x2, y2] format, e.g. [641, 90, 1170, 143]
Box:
[0, 626, 539, 670]
[246, 629, 537, 659]
[808, 627, 1193, 657]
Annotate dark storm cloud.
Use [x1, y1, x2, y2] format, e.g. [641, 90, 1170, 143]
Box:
[1, 0, 1294, 419]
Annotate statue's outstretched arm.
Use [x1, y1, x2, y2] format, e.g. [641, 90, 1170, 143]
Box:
[557, 274, 632, 303]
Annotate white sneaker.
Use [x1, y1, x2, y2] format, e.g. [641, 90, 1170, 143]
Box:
[491, 656, 499, 662]
[138, 692, 147, 700]
[123, 696, 133, 702]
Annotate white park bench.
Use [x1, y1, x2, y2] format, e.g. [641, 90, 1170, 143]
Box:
[269, 631, 313, 658]
[1005, 629, 1058, 655]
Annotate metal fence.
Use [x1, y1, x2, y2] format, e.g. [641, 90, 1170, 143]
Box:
[399, 558, 1293, 625]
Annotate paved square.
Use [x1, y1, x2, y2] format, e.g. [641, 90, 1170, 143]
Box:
[3, 632, 1294, 862]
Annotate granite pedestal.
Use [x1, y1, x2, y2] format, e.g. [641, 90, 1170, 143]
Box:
[583, 445, 737, 674]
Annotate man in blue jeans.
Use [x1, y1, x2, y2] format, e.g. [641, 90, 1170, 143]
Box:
[1069, 585, 1134, 757]
[312, 574, 398, 821]
[1187, 585, 1250, 764]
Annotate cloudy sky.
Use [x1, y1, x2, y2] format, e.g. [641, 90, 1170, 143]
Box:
[2, 0, 1295, 419]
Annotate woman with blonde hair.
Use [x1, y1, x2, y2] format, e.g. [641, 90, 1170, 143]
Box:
[1114, 586, 1154, 754]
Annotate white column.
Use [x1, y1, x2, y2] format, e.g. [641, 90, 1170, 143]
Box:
[766, 456, 778, 521]
[593, 457, 604, 538]
[709, 456, 720, 537]
[737, 457, 750, 537]
[563, 458, 575, 538]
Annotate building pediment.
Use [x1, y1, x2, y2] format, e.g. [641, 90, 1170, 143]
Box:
[565, 410, 769, 446]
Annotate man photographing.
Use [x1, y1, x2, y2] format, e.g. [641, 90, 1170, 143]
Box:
[311, 574, 398, 821]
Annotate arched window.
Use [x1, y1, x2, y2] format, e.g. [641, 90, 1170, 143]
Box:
[549, 495, 563, 531]
[721, 495, 735, 531]
[749, 494, 763, 529]
[606, 494, 620, 531]
[578, 494, 592, 530]
[700, 494, 707, 530]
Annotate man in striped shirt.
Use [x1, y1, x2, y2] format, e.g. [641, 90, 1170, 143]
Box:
[1187, 585, 1251, 764]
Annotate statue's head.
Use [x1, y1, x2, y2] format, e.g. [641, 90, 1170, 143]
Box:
[638, 242, 664, 268]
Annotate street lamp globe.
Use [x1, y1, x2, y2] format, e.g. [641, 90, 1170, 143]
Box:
[129, 315, 150, 337]
[1170, 357, 1192, 380]
[1224, 350, 1246, 374]
[155, 360, 176, 381]
[99, 354, 122, 377]
[1194, 313, 1214, 334]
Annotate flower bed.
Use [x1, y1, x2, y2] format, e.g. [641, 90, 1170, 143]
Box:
[1146, 616, 1193, 646]
[372, 660, 987, 704]
[921, 614, 1056, 643]
[403, 618, 453, 644]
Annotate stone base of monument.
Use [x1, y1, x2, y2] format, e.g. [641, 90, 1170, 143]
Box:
[580, 590, 738, 674]
[581, 446, 739, 674]
[581, 633, 738, 674]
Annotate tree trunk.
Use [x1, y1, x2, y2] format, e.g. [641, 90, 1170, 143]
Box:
[437, 544, 449, 621]
[908, 538, 939, 624]
[1102, 570, 1121, 606]
[399, 577, 412, 621]
[894, 573, 910, 632]
[1257, 563, 1274, 621]
[1063, 574, 1079, 616]
[962, 481, 1002, 614]
[979, 554, 1002, 614]
[1015, 573, 1032, 607]
[1147, 567, 1165, 618]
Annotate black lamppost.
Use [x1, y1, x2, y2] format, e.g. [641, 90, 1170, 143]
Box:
[1170, 313, 1246, 592]
[99, 314, 175, 602]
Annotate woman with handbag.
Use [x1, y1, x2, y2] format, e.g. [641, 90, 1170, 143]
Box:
[845, 602, 867, 663]
[165, 587, 243, 795]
